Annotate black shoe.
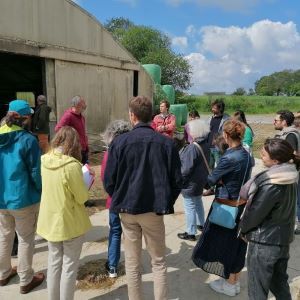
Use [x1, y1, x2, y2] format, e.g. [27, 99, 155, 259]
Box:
[84, 200, 95, 207]
[197, 225, 203, 231]
[295, 227, 300, 235]
[177, 232, 196, 241]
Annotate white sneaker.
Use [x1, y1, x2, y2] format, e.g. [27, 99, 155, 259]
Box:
[235, 281, 241, 295]
[209, 278, 236, 297]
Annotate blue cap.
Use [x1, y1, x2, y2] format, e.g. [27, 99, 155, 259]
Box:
[8, 100, 34, 116]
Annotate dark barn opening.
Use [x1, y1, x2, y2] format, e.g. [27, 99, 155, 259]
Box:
[0, 52, 44, 120]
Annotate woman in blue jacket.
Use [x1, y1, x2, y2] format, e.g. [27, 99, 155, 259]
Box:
[0, 100, 44, 294]
[192, 118, 252, 297]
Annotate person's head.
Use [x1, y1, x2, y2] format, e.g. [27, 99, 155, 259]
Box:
[159, 100, 170, 114]
[37, 95, 46, 105]
[274, 110, 294, 130]
[4, 99, 34, 128]
[188, 119, 210, 141]
[214, 134, 229, 155]
[129, 96, 152, 125]
[102, 120, 132, 146]
[71, 95, 86, 114]
[233, 110, 247, 124]
[188, 110, 200, 121]
[211, 99, 225, 116]
[51, 126, 82, 161]
[222, 118, 245, 145]
[261, 138, 300, 168]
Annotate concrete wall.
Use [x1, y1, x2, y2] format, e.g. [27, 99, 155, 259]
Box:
[0, 0, 134, 63]
[0, 0, 154, 149]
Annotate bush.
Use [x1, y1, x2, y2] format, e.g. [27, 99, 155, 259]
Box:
[177, 95, 300, 114]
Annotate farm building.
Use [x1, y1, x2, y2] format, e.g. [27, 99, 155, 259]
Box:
[0, 0, 153, 149]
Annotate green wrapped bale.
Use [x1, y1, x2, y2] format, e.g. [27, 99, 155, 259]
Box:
[154, 84, 167, 105]
[169, 104, 182, 128]
[162, 85, 175, 104]
[142, 64, 161, 84]
[176, 104, 188, 125]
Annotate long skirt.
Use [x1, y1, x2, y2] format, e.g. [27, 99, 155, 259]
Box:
[192, 203, 247, 279]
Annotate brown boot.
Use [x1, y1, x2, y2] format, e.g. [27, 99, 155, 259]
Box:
[0, 266, 17, 286]
[20, 272, 45, 294]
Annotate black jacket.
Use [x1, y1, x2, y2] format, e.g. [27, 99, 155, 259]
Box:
[180, 138, 209, 197]
[239, 172, 297, 246]
[32, 103, 51, 134]
[103, 123, 182, 215]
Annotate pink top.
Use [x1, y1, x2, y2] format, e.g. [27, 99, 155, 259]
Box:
[100, 150, 111, 209]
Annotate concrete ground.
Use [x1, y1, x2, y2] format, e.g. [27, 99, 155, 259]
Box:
[1, 159, 300, 300]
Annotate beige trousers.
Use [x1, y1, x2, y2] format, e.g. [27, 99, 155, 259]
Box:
[120, 212, 167, 300]
[47, 235, 84, 300]
[0, 203, 39, 286]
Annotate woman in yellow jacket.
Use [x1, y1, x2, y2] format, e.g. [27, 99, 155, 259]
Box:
[37, 126, 91, 300]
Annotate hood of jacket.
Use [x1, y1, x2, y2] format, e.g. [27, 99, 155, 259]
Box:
[0, 124, 24, 149]
[42, 150, 81, 170]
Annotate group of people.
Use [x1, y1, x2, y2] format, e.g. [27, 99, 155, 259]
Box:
[0, 94, 299, 300]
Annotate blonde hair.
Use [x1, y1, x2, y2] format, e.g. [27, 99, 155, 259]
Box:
[51, 126, 82, 161]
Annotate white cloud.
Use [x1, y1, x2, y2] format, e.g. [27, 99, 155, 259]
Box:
[172, 36, 188, 50]
[186, 24, 197, 37]
[185, 20, 300, 94]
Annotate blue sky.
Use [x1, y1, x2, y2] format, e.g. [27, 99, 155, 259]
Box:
[73, 0, 300, 94]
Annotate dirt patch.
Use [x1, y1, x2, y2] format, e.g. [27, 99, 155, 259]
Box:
[77, 259, 125, 290]
[85, 151, 108, 215]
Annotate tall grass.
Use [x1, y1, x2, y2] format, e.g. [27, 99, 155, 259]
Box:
[177, 95, 300, 114]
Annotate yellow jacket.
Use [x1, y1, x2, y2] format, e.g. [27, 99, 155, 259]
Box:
[37, 150, 91, 242]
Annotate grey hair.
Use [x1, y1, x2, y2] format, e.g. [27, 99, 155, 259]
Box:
[71, 95, 82, 107]
[101, 120, 132, 146]
[188, 119, 210, 140]
[37, 95, 46, 103]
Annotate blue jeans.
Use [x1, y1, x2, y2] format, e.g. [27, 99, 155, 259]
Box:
[108, 211, 122, 268]
[183, 195, 205, 235]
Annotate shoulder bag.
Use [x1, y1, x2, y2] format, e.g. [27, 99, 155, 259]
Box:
[208, 149, 250, 229]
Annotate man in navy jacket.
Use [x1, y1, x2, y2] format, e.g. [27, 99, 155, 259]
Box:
[104, 95, 182, 300]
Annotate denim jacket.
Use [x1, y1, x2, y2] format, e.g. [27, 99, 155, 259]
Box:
[207, 146, 251, 199]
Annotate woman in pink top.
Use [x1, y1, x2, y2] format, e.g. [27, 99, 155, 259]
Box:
[101, 120, 132, 278]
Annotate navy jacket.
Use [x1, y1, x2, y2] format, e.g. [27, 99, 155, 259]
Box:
[180, 138, 209, 197]
[208, 146, 251, 200]
[103, 123, 182, 214]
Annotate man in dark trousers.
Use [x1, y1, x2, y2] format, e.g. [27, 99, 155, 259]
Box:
[274, 110, 300, 234]
[55, 95, 89, 164]
[32, 95, 52, 154]
[203, 99, 229, 196]
[104, 96, 182, 300]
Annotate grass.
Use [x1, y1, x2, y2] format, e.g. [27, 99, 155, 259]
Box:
[177, 95, 300, 114]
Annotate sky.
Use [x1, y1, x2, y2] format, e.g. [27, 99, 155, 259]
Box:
[72, 0, 300, 95]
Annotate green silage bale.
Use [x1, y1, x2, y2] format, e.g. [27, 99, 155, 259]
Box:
[142, 64, 161, 84]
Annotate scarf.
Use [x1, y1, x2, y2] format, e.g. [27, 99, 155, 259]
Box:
[240, 163, 298, 207]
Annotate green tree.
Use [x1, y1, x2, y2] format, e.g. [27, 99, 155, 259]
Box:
[104, 17, 192, 91]
[255, 76, 276, 96]
[141, 49, 192, 90]
[232, 87, 246, 96]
